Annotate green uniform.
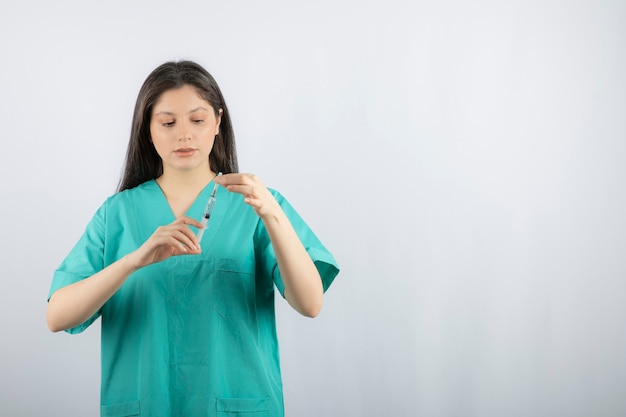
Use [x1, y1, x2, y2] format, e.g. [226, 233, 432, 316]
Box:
[49, 179, 339, 417]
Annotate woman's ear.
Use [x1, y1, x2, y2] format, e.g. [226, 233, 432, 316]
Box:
[215, 108, 223, 135]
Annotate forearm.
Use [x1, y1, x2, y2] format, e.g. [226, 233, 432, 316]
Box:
[263, 211, 323, 318]
[46, 255, 138, 332]
[47, 216, 204, 332]
[213, 173, 325, 317]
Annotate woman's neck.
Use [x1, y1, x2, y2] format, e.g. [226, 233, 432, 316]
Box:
[155, 167, 217, 218]
[156, 167, 216, 198]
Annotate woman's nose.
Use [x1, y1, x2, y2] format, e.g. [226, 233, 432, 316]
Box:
[178, 124, 191, 141]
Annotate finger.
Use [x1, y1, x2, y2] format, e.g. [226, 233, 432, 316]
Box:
[172, 228, 200, 252]
[244, 197, 263, 210]
[213, 173, 237, 186]
[172, 218, 203, 247]
[223, 184, 256, 197]
[165, 235, 190, 254]
[155, 221, 200, 250]
[161, 233, 196, 255]
[177, 216, 204, 229]
[214, 173, 259, 187]
[157, 225, 199, 251]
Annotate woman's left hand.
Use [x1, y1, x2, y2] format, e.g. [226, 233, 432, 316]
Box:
[214, 173, 281, 219]
[215, 172, 324, 317]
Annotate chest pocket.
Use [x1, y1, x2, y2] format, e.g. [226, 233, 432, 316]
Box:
[216, 397, 270, 417]
[101, 400, 140, 417]
[213, 258, 256, 320]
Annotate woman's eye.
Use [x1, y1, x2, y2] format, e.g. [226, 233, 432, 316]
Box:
[193, 119, 204, 124]
[163, 121, 175, 127]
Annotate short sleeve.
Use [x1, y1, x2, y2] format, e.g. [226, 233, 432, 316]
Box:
[255, 190, 339, 298]
[48, 202, 107, 334]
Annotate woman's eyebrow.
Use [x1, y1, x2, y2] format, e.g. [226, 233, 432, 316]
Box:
[189, 106, 210, 113]
[154, 107, 210, 116]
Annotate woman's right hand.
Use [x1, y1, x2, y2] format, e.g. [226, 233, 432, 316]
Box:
[126, 216, 203, 268]
[47, 216, 204, 333]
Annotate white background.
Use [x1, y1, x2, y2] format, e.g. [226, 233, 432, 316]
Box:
[1, 1, 625, 416]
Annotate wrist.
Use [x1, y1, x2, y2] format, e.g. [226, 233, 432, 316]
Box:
[260, 209, 285, 228]
[121, 252, 143, 273]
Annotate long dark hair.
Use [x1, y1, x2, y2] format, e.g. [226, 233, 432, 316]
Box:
[117, 60, 238, 192]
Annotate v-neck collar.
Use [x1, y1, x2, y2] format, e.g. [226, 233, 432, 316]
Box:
[149, 178, 218, 222]
[144, 178, 224, 250]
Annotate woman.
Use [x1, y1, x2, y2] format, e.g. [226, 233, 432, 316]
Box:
[47, 60, 339, 417]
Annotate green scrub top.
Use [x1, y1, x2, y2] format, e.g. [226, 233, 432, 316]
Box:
[49, 179, 339, 417]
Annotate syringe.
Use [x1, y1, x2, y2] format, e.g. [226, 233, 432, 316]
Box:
[197, 172, 222, 241]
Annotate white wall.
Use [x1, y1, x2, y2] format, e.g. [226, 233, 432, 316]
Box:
[1, 1, 625, 416]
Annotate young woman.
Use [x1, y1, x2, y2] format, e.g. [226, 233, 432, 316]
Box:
[47, 60, 339, 417]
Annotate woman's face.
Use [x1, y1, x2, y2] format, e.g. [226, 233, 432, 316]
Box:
[150, 85, 222, 176]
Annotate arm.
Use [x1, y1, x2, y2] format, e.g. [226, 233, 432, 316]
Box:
[47, 255, 138, 332]
[214, 174, 324, 317]
[47, 216, 204, 332]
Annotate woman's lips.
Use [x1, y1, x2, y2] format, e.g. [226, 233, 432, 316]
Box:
[174, 148, 196, 156]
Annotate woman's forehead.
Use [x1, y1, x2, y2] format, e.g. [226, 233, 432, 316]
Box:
[152, 85, 213, 114]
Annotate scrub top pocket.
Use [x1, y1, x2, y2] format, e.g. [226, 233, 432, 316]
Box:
[101, 400, 141, 416]
[216, 397, 270, 417]
[213, 258, 256, 320]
